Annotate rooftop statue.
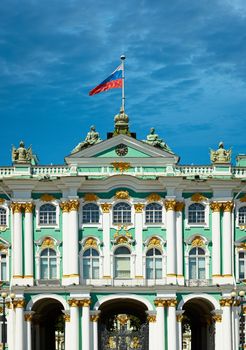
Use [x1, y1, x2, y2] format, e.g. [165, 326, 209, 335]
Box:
[143, 127, 173, 153]
[71, 125, 102, 153]
[210, 142, 232, 164]
[12, 141, 33, 164]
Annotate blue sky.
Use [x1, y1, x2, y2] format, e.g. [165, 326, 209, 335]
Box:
[0, 0, 246, 166]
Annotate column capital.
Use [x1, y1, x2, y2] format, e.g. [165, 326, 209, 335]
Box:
[90, 315, 100, 322]
[154, 298, 167, 307]
[64, 314, 71, 322]
[164, 200, 176, 211]
[24, 312, 34, 322]
[166, 299, 177, 307]
[210, 202, 222, 212]
[14, 299, 26, 308]
[147, 315, 156, 322]
[222, 201, 234, 212]
[134, 203, 145, 213]
[220, 298, 233, 307]
[11, 202, 24, 213]
[60, 201, 70, 213]
[69, 199, 80, 212]
[23, 202, 35, 213]
[212, 314, 222, 323]
[68, 299, 79, 307]
[176, 314, 184, 322]
[100, 203, 112, 213]
[78, 298, 91, 307]
[175, 202, 185, 212]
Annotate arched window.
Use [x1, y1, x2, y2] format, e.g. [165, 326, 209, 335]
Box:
[40, 248, 57, 279]
[145, 203, 162, 224]
[146, 248, 162, 279]
[82, 203, 100, 224]
[113, 203, 131, 224]
[188, 203, 205, 224]
[114, 246, 131, 278]
[39, 204, 57, 225]
[189, 247, 205, 280]
[239, 251, 246, 280]
[0, 253, 7, 281]
[239, 207, 246, 225]
[82, 248, 99, 279]
[0, 208, 7, 226]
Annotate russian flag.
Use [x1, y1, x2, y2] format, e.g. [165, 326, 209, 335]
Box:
[89, 64, 123, 96]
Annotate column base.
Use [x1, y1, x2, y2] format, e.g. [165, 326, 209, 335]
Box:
[62, 275, 80, 285]
[176, 275, 184, 285]
[23, 276, 34, 286]
[12, 276, 26, 286]
[166, 275, 177, 284]
[218, 275, 234, 285]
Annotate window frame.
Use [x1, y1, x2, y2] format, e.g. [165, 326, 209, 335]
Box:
[82, 203, 100, 225]
[40, 247, 58, 280]
[114, 246, 131, 279]
[112, 202, 132, 226]
[236, 202, 246, 228]
[0, 204, 9, 229]
[145, 247, 163, 280]
[81, 247, 100, 280]
[36, 200, 60, 229]
[145, 202, 163, 225]
[185, 199, 209, 228]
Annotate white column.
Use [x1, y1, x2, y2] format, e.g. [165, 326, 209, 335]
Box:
[24, 203, 34, 285]
[167, 300, 177, 350]
[212, 312, 223, 350]
[222, 202, 233, 280]
[210, 202, 221, 280]
[154, 299, 165, 350]
[15, 300, 25, 350]
[147, 314, 157, 349]
[69, 301, 79, 350]
[134, 204, 144, 278]
[233, 306, 239, 350]
[25, 312, 34, 350]
[60, 201, 70, 285]
[221, 299, 232, 350]
[176, 311, 184, 350]
[90, 312, 100, 350]
[7, 305, 15, 350]
[165, 200, 176, 284]
[101, 204, 112, 278]
[68, 200, 80, 284]
[12, 203, 23, 282]
[81, 299, 90, 350]
[176, 203, 184, 284]
[63, 312, 71, 350]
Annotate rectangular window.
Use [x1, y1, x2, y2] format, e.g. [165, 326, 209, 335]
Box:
[83, 260, 90, 279]
[146, 258, 153, 279]
[92, 259, 99, 279]
[115, 257, 130, 278]
[198, 258, 206, 279]
[155, 258, 162, 279]
[50, 258, 57, 279]
[40, 259, 48, 279]
[239, 259, 245, 279]
[189, 258, 196, 279]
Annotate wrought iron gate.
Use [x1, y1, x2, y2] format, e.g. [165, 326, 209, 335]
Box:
[100, 323, 149, 350]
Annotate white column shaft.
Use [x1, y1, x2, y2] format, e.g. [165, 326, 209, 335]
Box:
[222, 306, 232, 350]
[26, 320, 32, 350]
[135, 212, 143, 277]
[223, 211, 232, 275]
[102, 212, 111, 277]
[69, 210, 79, 276]
[176, 210, 183, 278]
[156, 306, 165, 350]
[7, 307, 15, 350]
[168, 306, 177, 350]
[13, 212, 23, 277]
[62, 211, 69, 276]
[166, 209, 176, 276]
[15, 307, 24, 350]
[234, 308, 239, 350]
[212, 211, 221, 276]
[70, 306, 79, 350]
[214, 321, 222, 350]
[24, 212, 33, 277]
[93, 321, 98, 350]
[148, 321, 156, 349]
[82, 306, 90, 350]
[177, 321, 182, 350]
[65, 321, 70, 350]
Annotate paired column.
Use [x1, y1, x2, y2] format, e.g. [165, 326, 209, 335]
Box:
[175, 202, 184, 284]
[167, 299, 177, 350]
[134, 203, 144, 278]
[7, 302, 15, 350]
[11, 203, 24, 284]
[101, 203, 112, 279]
[154, 298, 166, 350]
[147, 313, 157, 349]
[25, 312, 34, 350]
[222, 202, 234, 282]
[165, 200, 177, 284]
[220, 298, 233, 350]
[63, 311, 71, 350]
[60, 201, 70, 285]
[14, 299, 25, 350]
[68, 300, 80, 350]
[23, 203, 35, 286]
[81, 299, 91, 350]
[210, 202, 222, 280]
[90, 312, 100, 350]
[212, 311, 223, 350]
[176, 312, 184, 350]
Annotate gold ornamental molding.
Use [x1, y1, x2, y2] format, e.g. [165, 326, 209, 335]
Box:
[24, 202, 35, 213]
[14, 299, 26, 309]
[68, 299, 79, 307]
[60, 201, 70, 213]
[222, 201, 234, 212]
[147, 193, 161, 203]
[84, 237, 98, 249]
[147, 315, 156, 323]
[0, 244, 7, 253]
[115, 236, 128, 245]
[11, 202, 23, 214]
[0, 198, 5, 204]
[24, 313, 34, 322]
[191, 236, 205, 247]
[84, 193, 98, 202]
[219, 299, 233, 307]
[212, 314, 222, 323]
[79, 299, 91, 307]
[239, 243, 246, 250]
[63, 314, 71, 322]
[117, 314, 129, 325]
[175, 202, 185, 212]
[41, 237, 55, 249]
[90, 315, 100, 322]
[147, 237, 161, 248]
[243, 306, 246, 315]
[164, 200, 176, 211]
[210, 202, 222, 212]
[134, 203, 144, 213]
[176, 314, 184, 322]
[115, 190, 130, 200]
[191, 193, 207, 202]
[100, 203, 112, 213]
[166, 299, 177, 307]
[154, 298, 177, 307]
[112, 161, 131, 173]
[69, 200, 80, 212]
[40, 194, 55, 202]
[240, 195, 246, 202]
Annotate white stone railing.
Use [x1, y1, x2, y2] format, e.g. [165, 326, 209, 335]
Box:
[232, 167, 246, 177]
[176, 165, 213, 176]
[32, 166, 69, 176]
[0, 167, 14, 176]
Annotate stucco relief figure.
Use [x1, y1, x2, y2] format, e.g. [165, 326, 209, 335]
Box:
[210, 142, 232, 163]
[143, 127, 173, 153]
[71, 125, 102, 153]
[12, 141, 32, 164]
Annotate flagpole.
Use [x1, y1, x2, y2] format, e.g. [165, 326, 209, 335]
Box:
[121, 54, 126, 112]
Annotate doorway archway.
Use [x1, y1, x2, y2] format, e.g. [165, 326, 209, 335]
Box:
[31, 298, 65, 350]
[98, 298, 149, 350]
[182, 298, 215, 350]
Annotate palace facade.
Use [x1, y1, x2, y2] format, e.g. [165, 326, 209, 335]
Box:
[0, 110, 245, 350]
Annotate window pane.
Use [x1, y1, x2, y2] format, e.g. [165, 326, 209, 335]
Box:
[189, 258, 196, 279]
[92, 259, 99, 279]
[115, 257, 130, 278]
[239, 260, 245, 279]
[198, 258, 205, 279]
[1, 262, 6, 281]
[83, 260, 90, 279]
[40, 259, 48, 279]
